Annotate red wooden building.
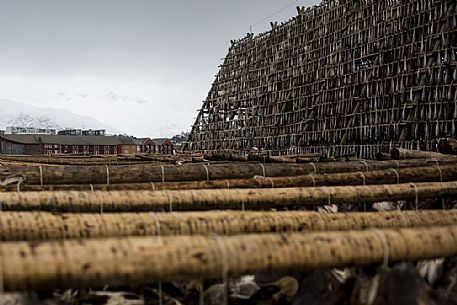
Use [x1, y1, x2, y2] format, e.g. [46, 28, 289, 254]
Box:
[135, 138, 155, 153]
[135, 138, 175, 155]
[153, 138, 175, 155]
[0, 134, 137, 156]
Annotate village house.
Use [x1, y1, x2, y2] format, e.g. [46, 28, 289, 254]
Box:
[134, 138, 152, 153]
[152, 138, 175, 155]
[0, 134, 137, 156]
[134, 138, 175, 155]
[117, 136, 137, 155]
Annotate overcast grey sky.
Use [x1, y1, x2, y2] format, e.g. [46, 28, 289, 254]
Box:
[0, 0, 320, 136]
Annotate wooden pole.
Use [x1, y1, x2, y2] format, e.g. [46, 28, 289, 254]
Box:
[3, 159, 457, 185]
[203, 153, 320, 163]
[1, 210, 457, 241]
[0, 155, 168, 166]
[0, 181, 455, 212]
[3, 164, 457, 192]
[3, 225, 457, 291]
[0, 154, 199, 165]
[390, 148, 456, 160]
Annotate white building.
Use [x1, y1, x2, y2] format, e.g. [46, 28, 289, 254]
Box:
[5, 126, 57, 135]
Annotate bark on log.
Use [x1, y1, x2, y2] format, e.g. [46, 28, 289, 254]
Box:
[268, 155, 298, 163]
[1, 181, 455, 212]
[3, 225, 457, 291]
[3, 164, 457, 192]
[203, 154, 248, 162]
[2, 210, 457, 241]
[247, 154, 320, 163]
[390, 148, 455, 160]
[4, 159, 457, 185]
[204, 153, 320, 163]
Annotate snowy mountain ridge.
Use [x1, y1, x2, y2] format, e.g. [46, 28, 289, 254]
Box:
[0, 98, 121, 133]
[34, 91, 191, 137]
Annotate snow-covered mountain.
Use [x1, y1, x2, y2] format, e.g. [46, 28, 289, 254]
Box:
[0, 98, 121, 133]
[32, 91, 192, 137]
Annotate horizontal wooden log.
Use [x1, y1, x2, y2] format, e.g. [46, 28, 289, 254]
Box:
[3, 164, 457, 192]
[1, 181, 456, 212]
[3, 159, 457, 185]
[267, 155, 298, 163]
[203, 153, 248, 162]
[391, 148, 456, 160]
[2, 210, 457, 241]
[204, 153, 320, 163]
[3, 225, 457, 291]
[0, 155, 176, 166]
[0, 160, 165, 167]
[248, 154, 319, 163]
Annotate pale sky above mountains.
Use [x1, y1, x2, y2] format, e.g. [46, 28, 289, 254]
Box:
[0, 0, 320, 137]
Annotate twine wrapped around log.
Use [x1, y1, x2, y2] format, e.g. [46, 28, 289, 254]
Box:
[3, 164, 457, 192]
[1, 181, 456, 212]
[2, 210, 457, 241]
[3, 225, 457, 291]
[4, 159, 457, 185]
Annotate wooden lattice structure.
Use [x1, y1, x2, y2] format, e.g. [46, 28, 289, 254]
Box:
[184, 0, 457, 158]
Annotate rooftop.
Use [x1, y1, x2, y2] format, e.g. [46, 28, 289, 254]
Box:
[0, 134, 136, 146]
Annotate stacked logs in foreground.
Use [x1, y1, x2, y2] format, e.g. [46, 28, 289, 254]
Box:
[1, 210, 456, 241]
[0, 181, 455, 212]
[3, 225, 457, 291]
[2, 158, 457, 185]
[1, 153, 457, 294]
[0, 163, 455, 191]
